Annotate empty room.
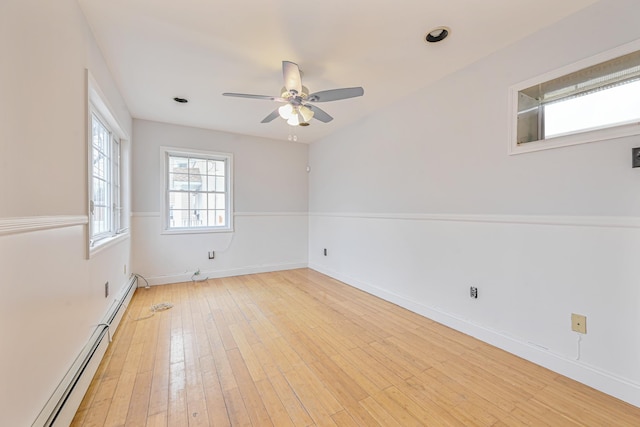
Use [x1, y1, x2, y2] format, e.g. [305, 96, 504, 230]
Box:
[3, 0, 640, 425]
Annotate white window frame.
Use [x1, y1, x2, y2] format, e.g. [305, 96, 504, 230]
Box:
[160, 146, 234, 234]
[87, 71, 130, 257]
[509, 38, 640, 155]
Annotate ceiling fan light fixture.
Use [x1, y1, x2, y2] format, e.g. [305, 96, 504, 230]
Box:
[278, 103, 294, 119]
[299, 105, 314, 122]
[425, 26, 450, 43]
[287, 113, 301, 126]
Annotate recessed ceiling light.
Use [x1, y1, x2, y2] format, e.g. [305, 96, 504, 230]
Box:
[173, 97, 188, 103]
[425, 26, 450, 43]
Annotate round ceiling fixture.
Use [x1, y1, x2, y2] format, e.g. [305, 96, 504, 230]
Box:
[425, 26, 450, 43]
[173, 97, 188, 103]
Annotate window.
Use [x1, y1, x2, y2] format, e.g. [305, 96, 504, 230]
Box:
[90, 112, 122, 244]
[510, 40, 640, 154]
[87, 70, 130, 256]
[161, 147, 233, 233]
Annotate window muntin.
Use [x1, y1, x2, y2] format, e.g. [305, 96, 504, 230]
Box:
[163, 149, 233, 233]
[90, 111, 122, 244]
[511, 41, 640, 153]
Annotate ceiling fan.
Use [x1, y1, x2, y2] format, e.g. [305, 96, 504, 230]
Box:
[223, 61, 364, 126]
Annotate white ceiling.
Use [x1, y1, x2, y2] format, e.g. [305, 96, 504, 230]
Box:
[78, 0, 596, 143]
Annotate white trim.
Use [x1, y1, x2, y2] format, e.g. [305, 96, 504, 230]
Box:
[508, 37, 640, 155]
[0, 216, 87, 236]
[133, 211, 308, 218]
[131, 212, 161, 217]
[142, 262, 308, 286]
[234, 211, 308, 217]
[87, 71, 129, 141]
[87, 69, 131, 259]
[32, 275, 137, 426]
[309, 212, 640, 229]
[308, 263, 640, 408]
[88, 232, 130, 257]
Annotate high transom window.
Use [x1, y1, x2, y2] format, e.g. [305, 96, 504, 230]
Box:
[510, 40, 640, 154]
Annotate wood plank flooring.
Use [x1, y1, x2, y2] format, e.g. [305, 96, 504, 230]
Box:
[71, 268, 640, 426]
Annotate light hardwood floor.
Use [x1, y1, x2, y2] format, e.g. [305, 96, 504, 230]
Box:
[72, 268, 640, 426]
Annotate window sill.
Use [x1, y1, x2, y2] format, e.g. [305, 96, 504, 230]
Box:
[161, 227, 234, 236]
[89, 232, 129, 258]
[509, 121, 640, 155]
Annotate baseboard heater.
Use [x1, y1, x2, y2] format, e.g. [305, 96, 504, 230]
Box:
[32, 275, 138, 427]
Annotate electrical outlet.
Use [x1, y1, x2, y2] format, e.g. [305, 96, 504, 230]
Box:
[470, 286, 478, 299]
[208, 251, 215, 259]
[323, 248, 327, 256]
[104, 281, 109, 298]
[194, 269, 200, 276]
[571, 313, 587, 334]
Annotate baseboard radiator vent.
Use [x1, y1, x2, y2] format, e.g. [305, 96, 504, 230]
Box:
[32, 275, 138, 427]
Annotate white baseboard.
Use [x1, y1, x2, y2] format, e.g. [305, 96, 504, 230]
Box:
[34, 275, 137, 426]
[309, 262, 640, 409]
[143, 262, 309, 286]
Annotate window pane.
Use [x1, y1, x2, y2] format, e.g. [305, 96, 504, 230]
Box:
[216, 193, 225, 209]
[93, 206, 109, 235]
[169, 173, 189, 190]
[92, 116, 109, 152]
[169, 191, 190, 211]
[93, 150, 108, 179]
[215, 176, 225, 192]
[206, 210, 216, 227]
[191, 158, 207, 173]
[215, 210, 226, 226]
[207, 193, 216, 210]
[193, 192, 205, 210]
[169, 209, 190, 228]
[169, 156, 189, 169]
[206, 175, 216, 191]
[544, 80, 640, 138]
[214, 160, 225, 176]
[192, 208, 204, 227]
[93, 179, 108, 205]
[189, 174, 203, 191]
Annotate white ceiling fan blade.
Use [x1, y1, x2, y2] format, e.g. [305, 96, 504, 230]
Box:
[283, 61, 302, 95]
[306, 105, 333, 122]
[261, 109, 281, 123]
[223, 93, 287, 102]
[308, 87, 364, 102]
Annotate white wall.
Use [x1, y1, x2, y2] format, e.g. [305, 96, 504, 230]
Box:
[0, 1, 133, 425]
[308, 0, 640, 407]
[131, 120, 308, 284]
